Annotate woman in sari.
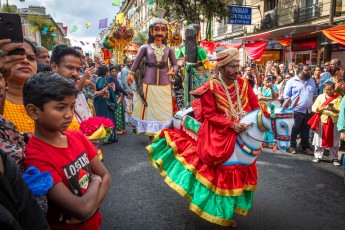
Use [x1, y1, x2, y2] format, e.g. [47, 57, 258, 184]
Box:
[94, 65, 117, 142]
[257, 75, 278, 147]
[107, 65, 128, 134]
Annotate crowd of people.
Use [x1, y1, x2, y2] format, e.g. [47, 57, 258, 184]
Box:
[1, 21, 345, 228]
[240, 59, 345, 172]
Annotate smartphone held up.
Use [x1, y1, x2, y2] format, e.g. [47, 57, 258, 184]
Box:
[0, 13, 25, 55]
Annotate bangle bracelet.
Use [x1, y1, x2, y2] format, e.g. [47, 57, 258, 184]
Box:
[92, 176, 102, 183]
[130, 71, 135, 75]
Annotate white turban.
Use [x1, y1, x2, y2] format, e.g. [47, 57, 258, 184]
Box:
[216, 48, 239, 67]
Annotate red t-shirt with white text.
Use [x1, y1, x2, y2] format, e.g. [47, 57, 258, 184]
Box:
[24, 130, 101, 230]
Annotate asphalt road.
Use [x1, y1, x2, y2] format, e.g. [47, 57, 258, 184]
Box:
[100, 128, 345, 230]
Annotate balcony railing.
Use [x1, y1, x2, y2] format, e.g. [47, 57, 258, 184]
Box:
[294, 4, 322, 22]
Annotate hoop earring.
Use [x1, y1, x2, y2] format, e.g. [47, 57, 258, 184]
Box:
[5, 86, 9, 91]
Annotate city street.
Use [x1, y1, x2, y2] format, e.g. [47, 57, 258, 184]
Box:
[100, 127, 345, 230]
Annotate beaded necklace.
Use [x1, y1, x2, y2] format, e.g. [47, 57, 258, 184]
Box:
[150, 43, 166, 62]
[219, 75, 246, 122]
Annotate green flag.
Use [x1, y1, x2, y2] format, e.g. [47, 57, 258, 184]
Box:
[112, 0, 121, 6]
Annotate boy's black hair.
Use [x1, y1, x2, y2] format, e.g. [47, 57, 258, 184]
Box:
[50, 44, 82, 65]
[109, 65, 119, 73]
[324, 81, 335, 89]
[23, 72, 79, 111]
[97, 65, 109, 77]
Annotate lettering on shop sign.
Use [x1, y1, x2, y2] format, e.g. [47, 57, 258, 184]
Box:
[227, 6, 252, 25]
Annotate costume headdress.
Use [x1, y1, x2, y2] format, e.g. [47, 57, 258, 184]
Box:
[216, 48, 239, 67]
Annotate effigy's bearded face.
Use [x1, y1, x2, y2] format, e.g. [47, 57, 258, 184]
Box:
[151, 23, 168, 41]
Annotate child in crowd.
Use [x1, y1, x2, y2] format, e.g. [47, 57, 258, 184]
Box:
[309, 82, 342, 165]
[23, 73, 111, 229]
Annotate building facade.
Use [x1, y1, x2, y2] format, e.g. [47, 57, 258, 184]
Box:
[103, 0, 345, 65]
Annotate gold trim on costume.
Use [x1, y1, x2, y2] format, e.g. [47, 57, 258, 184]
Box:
[234, 207, 249, 216]
[162, 131, 256, 197]
[189, 203, 234, 227]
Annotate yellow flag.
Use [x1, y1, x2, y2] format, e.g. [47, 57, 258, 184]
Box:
[116, 13, 124, 24]
[85, 22, 92, 28]
[49, 26, 56, 31]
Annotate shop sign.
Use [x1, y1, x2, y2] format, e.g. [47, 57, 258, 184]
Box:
[227, 6, 252, 25]
[291, 38, 320, 51]
[332, 44, 345, 52]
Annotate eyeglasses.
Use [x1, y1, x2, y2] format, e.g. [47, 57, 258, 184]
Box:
[153, 26, 167, 32]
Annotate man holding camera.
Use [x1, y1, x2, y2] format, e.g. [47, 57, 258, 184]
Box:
[284, 65, 318, 154]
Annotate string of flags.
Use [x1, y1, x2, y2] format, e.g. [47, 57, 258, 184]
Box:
[26, 0, 127, 46]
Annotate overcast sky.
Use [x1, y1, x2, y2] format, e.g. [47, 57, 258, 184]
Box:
[7, 0, 120, 52]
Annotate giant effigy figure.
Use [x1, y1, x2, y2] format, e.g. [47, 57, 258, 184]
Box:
[183, 24, 215, 106]
[127, 18, 178, 136]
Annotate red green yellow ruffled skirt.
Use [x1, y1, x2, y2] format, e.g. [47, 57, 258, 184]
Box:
[147, 128, 258, 227]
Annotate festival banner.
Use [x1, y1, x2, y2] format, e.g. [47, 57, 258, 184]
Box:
[85, 22, 92, 28]
[112, 0, 121, 6]
[42, 26, 49, 35]
[70, 25, 79, 33]
[99, 18, 108, 29]
[245, 42, 268, 60]
[116, 13, 124, 24]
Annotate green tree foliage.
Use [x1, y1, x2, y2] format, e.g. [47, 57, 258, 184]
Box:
[1, 4, 18, 13]
[157, 0, 230, 39]
[25, 15, 58, 50]
[131, 29, 147, 46]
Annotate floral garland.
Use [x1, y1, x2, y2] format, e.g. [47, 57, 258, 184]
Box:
[219, 75, 246, 122]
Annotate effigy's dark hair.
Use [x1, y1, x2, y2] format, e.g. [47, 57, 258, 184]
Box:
[185, 24, 200, 63]
[50, 44, 82, 65]
[23, 72, 79, 111]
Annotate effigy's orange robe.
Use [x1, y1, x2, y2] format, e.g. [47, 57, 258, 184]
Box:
[3, 100, 80, 133]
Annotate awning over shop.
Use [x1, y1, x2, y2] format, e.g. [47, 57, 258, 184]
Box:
[322, 24, 345, 45]
[236, 25, 334, 41]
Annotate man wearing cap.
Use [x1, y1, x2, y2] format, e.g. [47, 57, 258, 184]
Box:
[127, 18, 178, 137]
[147, 48, 259, 227]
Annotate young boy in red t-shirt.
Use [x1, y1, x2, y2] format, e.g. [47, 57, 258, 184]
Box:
[23, 73, 111, 230]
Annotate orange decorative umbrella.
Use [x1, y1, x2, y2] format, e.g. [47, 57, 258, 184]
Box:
[124, 43, 139, 53]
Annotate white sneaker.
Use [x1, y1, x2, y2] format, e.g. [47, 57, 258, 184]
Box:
[333, 160, 340, 166]
[312, 158, 320, 163]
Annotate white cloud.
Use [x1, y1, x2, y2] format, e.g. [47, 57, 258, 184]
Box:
[7, 0, 120, 51]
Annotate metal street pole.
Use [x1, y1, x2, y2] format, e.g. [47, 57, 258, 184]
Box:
[326, 0, 335, 61]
